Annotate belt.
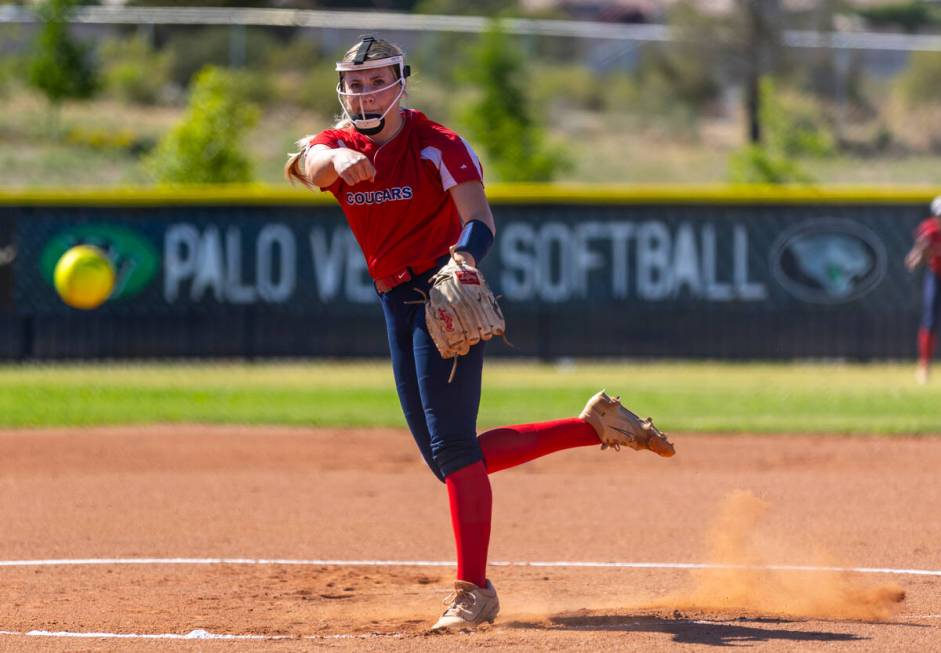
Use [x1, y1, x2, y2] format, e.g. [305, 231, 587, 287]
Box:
[374, 256, 445, 294]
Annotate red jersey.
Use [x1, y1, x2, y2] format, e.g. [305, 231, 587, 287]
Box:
[310, 109, 483, 281]
[916, 217, 941, 275]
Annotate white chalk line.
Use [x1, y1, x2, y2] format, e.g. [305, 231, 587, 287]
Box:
[1, 558, 937, 642]
[0, 557, 939, 577]
[3, 616, 940, 643]
[0, 629, 402, 641]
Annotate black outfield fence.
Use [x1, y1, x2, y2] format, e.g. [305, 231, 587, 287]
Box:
[0, 186, 932, 360]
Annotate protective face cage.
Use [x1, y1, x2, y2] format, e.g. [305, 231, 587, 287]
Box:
[335, 36, 411, 133]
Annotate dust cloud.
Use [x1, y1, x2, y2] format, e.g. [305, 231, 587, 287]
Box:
[652, 490, 905, 620]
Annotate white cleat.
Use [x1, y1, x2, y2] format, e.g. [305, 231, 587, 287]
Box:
[431, 580, 500, 631]
[580, 390, 675, 457]
[916, 363, 930, 385]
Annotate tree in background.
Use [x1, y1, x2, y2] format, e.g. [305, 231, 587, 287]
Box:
[884, 50, 941, 152]
[127, 0, 421, 7]
[857, 0, 941, 32]
[728, 78, 827, 184]
[627, 0, 783, 138]
[27, 0, 98, 120]
[739, 0, 783, 145]
[0, 54, 21, 100]
[100, 35, 174, 105]
[144, 66, 259, 184]
[636, 2, 725, 119]
[459, 20, 563, 182]
[796, 0, 872, 134]
[896, 51, 941, 106]
[639, 0, 785, 143]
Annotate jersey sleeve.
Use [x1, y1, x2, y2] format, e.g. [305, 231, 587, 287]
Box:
[308, 129, 343, 149]
[305, 130, 346, 193]
[917, 218, 940, 240]
[419, 124, 484, 191]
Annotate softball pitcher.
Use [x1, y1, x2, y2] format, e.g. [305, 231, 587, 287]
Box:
[905, 196, 941, 384]
[285, 35, 675, 631]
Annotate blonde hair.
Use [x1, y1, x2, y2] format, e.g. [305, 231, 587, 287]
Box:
[283, 133, 319, 190]
[284, 36, 407, 188]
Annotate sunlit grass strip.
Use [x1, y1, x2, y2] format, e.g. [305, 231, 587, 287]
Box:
[0, 361, 938, 434]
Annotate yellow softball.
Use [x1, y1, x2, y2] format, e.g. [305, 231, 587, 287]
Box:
[53, 245, 116, 310]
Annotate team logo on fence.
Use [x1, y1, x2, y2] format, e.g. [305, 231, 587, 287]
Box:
[40, 224, 159, 302]
[770, 219, 886, 304]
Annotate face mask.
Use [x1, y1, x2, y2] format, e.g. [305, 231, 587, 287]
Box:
[335, 50, 411, 136]
[336, 76, 406, 135]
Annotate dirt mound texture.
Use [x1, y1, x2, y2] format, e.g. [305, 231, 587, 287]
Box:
[0, 426, 938, 651]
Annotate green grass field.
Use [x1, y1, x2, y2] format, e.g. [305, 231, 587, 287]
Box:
[0, 361, 938, 434]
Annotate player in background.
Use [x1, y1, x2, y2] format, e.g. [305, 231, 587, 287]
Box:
[905, 196, 941, 384]
[285, 35, 674, 631]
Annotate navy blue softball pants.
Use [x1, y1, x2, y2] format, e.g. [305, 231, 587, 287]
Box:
[922, 270, 941, 332]
[378, 262, 486, 482]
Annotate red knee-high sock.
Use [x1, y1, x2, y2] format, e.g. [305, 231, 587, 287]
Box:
[445, 461, 491, 588]
[478, 418, 599, 474]
[919, 327, 936, 364]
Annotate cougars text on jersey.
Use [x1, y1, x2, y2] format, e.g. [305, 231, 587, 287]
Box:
[346, 186, 414, 205]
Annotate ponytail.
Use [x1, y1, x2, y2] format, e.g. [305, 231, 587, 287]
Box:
[284, 136, 317, 189]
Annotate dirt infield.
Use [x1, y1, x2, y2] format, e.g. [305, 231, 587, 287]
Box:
[0, 426, 938, 652]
